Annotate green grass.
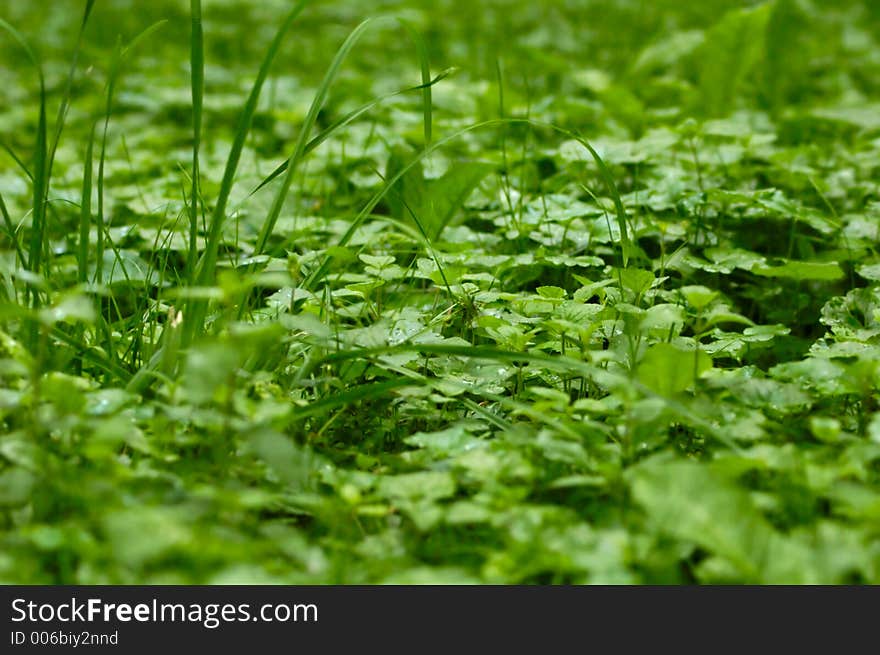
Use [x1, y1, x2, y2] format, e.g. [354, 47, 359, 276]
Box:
[0, 0, 879, 584]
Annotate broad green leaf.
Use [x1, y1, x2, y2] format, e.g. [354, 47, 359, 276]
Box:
[857, 263, 880, 282]
[679, 285, 718, 311]
[536, 286, 566, 300]
[752, 260, 844, 281]
[868, 415, 880, 445]
[38, 295, 95, 326]
[631, 29, 704, 75]
[91, 249, 153, 286]
[0, 468, 34, 507]
[386, 149, 493, 240]
[358, 254, 396, 269]
[249, 429, 313, 488]
[697, 4, 772, 117]
[628, 456, 774, 581]
[378, 471, 456, 502]
[637, 343, 712, 396]
[640, 303, 685, 333]
[404, 424, 484, 457]
[615, 267, 654, 298]
[103, 508, 193, 568]
[761, 0, 812, 111]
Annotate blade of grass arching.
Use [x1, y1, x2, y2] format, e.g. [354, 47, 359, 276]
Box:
[305, 342, 738, 451]
[248, 70, 452, 197]
[301, 121, 500, 291]
[576, 135, 631, 267]
[290, 378, 413, 420]
[72, 125, 96, 376]
[311, 343, 607, 381]
[46, 0, 96, 187]
[93, 22, 167, 369]
[443, 378, 587, 441]
[384, 173, 453, 295]
[95, 42, 120, 293]
[290, 360, 515, 434]
[360, 356, 516, 431]
[77, 126, 94, 284]
[184, 0, 310, 346]
[303, 118, 629, 291]
[95, 20, 168, 283]
[297, 347, 592, 440]
[49, 325, 131, 383]
[1, 142, 34, 181]
[250, 18, 378, 263]
[0, 193, 26, 270]
[250, 16, 438, 263]
[0, 19, 49, 318]
[185, 0, 204, 285]
[314, 353, 594, 442]
[120, 20, 168, 57]
[29, 65, 48, 320]
[397, 19, 433, 147]
[495, 58, 518, 233]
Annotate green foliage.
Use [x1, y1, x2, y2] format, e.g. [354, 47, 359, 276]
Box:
[697, 3, 773, 117]
[386, 150, 493, 240]
[637, 343, 713, 397]
[0, 0, 879, 584]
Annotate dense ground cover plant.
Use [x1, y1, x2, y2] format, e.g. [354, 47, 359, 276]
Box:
[0, 0, 878, 583]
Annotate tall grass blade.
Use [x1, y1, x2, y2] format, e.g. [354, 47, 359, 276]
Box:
[185, 0, 310, 345]
[303, 118, 629, 290]
[251, 17, 438, 261]
[95, 40, 121, 288]
[46, 0, 96, 187]
[236, 17, 439, 317]
[0, 20, 48, 316]
[186, 0, 205, 284]
[1, 142, 34, 181]
[93, 22, 166, 368]
[94, 20, 167, 284]
[28, 97, 47, 294]
[77, 127, 95, 284]
[49, 325, 131, 383]
[251, 18, 378, 262]
[292, 378, 413, 419]
[575, 136, 631, 266]
[0, 192, 26, 269]
[248, 70, 451, 197]
[397, 19, 433, 147]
